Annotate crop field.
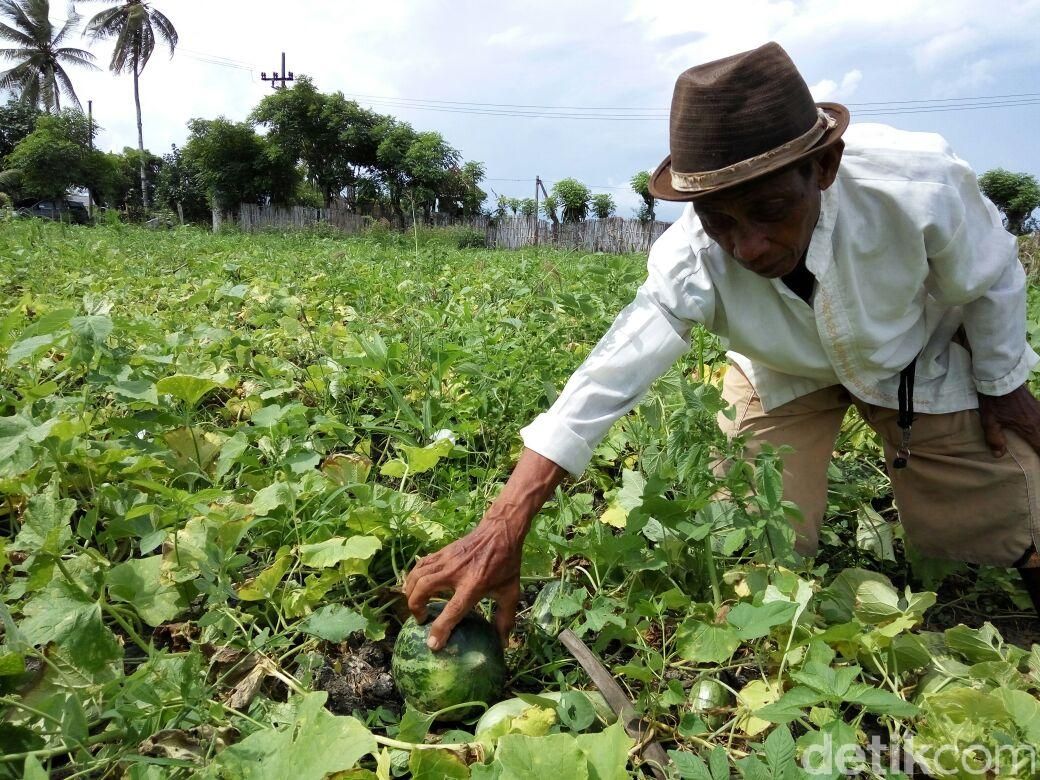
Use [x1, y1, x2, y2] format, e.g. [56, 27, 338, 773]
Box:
[2, 219, 1040, 779]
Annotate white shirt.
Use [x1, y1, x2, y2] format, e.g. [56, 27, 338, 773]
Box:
[520, 123, 1038, 476]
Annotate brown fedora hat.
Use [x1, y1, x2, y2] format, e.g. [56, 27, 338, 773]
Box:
[649, 42, 849, 202]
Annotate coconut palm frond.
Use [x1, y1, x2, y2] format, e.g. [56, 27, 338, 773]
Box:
[52, 62, 82, 110]
[55, 47, 99, 69]
[0, 0, 96, 111]
[150, 7, 176, 54]
[0, 19, 34, 46]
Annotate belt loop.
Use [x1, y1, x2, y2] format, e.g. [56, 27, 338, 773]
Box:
[893, 357, 917, 469]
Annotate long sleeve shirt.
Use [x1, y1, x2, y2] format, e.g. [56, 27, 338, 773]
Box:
[520, 123, 1038, 476]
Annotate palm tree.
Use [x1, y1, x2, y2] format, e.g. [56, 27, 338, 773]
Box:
[84, 0, 176, 209]
[0, 0, 98, 113]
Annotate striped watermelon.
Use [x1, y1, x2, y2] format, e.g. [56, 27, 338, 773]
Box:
[391, 603, 506, 720]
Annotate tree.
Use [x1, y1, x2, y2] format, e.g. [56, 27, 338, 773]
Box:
[591, 193, 615, 219]
[1, 109, 99, 201]
[541, 193, 559, 223]
[979, 168, 1040, 235]
[404, 130, 461, 220]
[518, 197, 536, 217]
[250, 76, 382, 207]
[84, 0, 178, 210]
[0, 0, 98, 112]
[438, 160, 486, 218]
[372, 118, 417, 227]
[551, 178, 591, 223]
[182, 117, 296, 215]
[0, 98, 39, 159]
[154, 142, 208, 222]
[631, 170, 655, 223]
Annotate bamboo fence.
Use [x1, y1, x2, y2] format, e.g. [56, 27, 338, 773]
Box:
[230, 204, 673, 255]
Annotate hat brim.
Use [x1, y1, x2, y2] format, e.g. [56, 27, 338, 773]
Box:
[648, 102, 850, 202]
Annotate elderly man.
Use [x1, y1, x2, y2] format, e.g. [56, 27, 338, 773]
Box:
[405, 42, 1040, 650]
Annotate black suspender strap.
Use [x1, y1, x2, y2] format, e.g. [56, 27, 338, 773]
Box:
[893, 357, 917, 469]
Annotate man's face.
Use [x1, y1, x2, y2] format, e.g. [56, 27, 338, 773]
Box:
[692, 147, 840, 278]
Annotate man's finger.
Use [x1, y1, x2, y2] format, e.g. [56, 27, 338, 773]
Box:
[427, 587, 480, 651]
[493, 583, 521, 648]
[406, 572, 451, 624]
[403, 557, 442, 598]
[981, 411, 1008, 458]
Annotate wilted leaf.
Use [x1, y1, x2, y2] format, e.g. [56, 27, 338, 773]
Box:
[299, 536, 381, 572]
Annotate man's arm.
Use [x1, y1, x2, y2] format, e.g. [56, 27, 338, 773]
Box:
[403, 448, 565, 650]
[924, 148, 1040, 454]
[403, 214, 714, 646]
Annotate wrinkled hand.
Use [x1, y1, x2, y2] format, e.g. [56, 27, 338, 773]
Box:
[403, 517, 524, 651]
[978, 383, 1040, 458]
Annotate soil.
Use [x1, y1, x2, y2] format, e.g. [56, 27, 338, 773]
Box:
[314, 639, 399, 715]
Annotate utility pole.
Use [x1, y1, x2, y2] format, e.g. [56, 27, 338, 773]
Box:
[533, 176, 541, 246]
[261, 52, 295, 90]
[87, 100, 94, 218]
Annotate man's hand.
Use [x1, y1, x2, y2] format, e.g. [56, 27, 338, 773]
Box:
[978, 383, 1040, 457]
[401, 448, 567, 651]
[404, 517, 524, 651]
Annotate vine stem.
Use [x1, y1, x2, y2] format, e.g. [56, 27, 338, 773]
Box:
[0, 729, 126, 764]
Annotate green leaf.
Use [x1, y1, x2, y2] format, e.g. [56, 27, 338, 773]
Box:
[298, 604, 367, 642]
[0, 652, 26, 676]
[755, 686, 827, 724]
[994, 688, 1040, 741]
[708, 745, 731, 780]
[675, 620, 740, 664]
[575, 721, 634, 780]
[108, 379, 159, 404]
[667, 750, 713, 780]
[409, 748, 470, 779]
[853, 580, 902, 624]
[22, 755, 48, 780]
[299, 536, 381, 572]
[11, 478, 74, 557]
[843, 684, 917, 717]
[211, 691, 376, 777]
[237, 551, 292, 601]
[251, 481, 296, 516]
[7, 333, 58, 366]
[855, 506, 896, 561]
[943, 623, 1006, 664]
[156, 374, 220, 406]
[396, 706, 436, 744]
[397, 437, 454, 475]
[818, 568, 892, 624]
[797, 720, 858, 779]
[70, 314, 113, 344]
[19, 579, 122, 673]
[726, 600, 798, 640]
[106, 555, 183, 626]
[494, 733, 589, 780]
[762, 724, 796, 778]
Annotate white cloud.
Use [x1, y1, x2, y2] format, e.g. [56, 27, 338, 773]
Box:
[810, 69, 862, 102]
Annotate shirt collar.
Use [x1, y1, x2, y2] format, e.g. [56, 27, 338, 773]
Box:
[805, 180, 839, 278]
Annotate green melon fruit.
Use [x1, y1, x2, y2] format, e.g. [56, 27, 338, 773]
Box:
[474, 690, 616, 735]
[688, 678, 734, 730]
[391, 602, 506, 721]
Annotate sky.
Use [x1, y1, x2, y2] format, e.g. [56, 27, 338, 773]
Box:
[17, 0, 1040, 222]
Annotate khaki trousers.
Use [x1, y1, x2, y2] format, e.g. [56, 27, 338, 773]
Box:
[717, 365, 1040, 566]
